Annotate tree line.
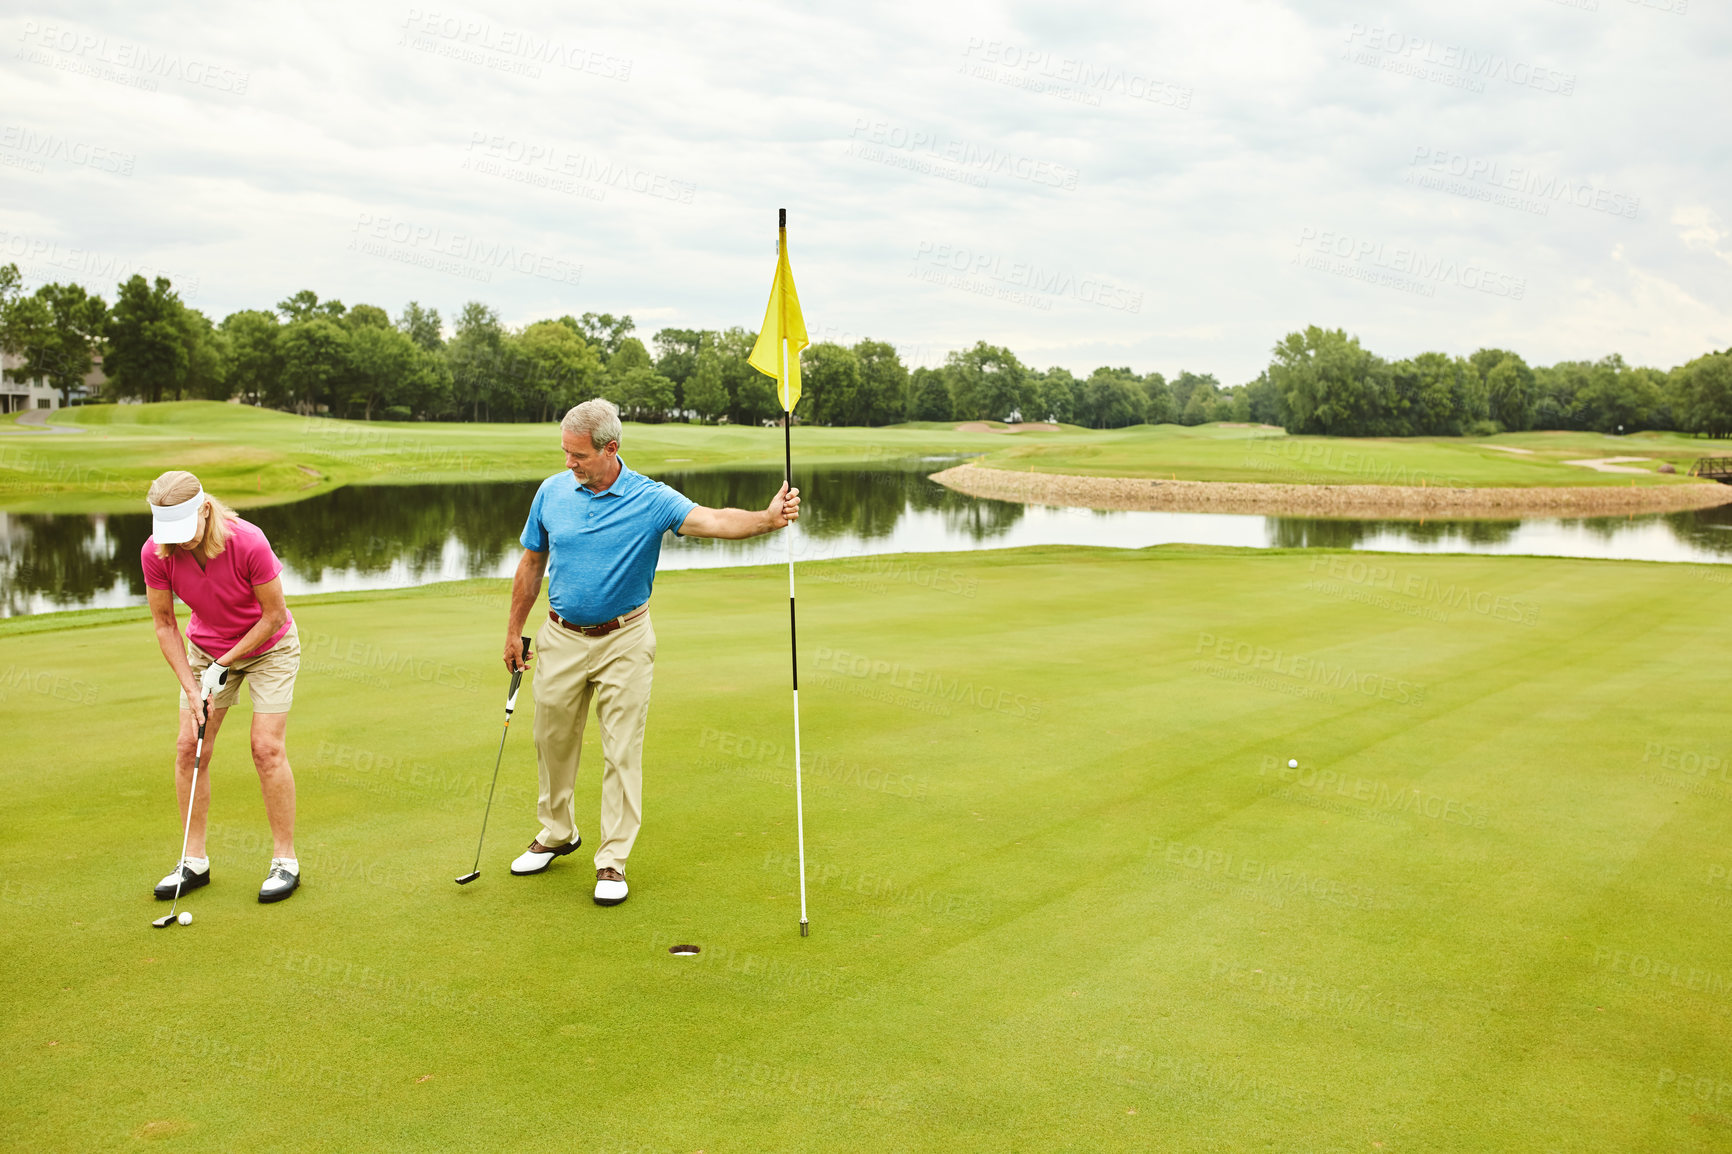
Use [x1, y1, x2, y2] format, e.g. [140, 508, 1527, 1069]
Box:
[1, 265, 1727, 436]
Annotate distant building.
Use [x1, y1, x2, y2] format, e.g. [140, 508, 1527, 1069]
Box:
[0, 349, 109, 413]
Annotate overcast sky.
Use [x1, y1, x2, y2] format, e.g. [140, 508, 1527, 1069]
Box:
[2, 0, 1727, 384]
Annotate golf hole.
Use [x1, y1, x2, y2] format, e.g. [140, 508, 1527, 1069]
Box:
[668, 944, 701, 956]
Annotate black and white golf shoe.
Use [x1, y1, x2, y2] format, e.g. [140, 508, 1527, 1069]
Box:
[154, 860, 210, 900]
[259, 859, 300, 903]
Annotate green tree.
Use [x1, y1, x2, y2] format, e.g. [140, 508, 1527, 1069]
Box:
[685, 345, 730, 424]
[402, 346, 453, 419]
[0, 262, 19, 317]
[104, 276, 189, 404]
[345, 303, 392, 331]
[799, 342, 862, 425]
[1387, 352, 1464, 435]
[397, 302, 444, 351]
[606, 336, 653, 377]
[1032, 367, 1079, 424]
[277, 317, 350, 415]
[1671, 351, 1732, 438]
[447, 302, 506, 421]
[1532, 361, 1587, 430]
[570, 312, 636, 358]
[604, 338, 674, 421]
[0, 263, 23, 380]
[1267, 327, 1389, 436]
[716, 327, 777, 425]
[277, 290, 345, 322]
[652, 327, 704, 409]
[517, 320, 602, 422]
[1482, 354, 1535, 431]
[608, 367, 677, 422]
[5, 282, 108, 404]
[852, 339, 909, 426]
[178, 307, 231, 401]
[910, 367, 953, 421]
[220, 310, 283, 407]
[1218, 386, 1253, 423]
[1241, 371, 1282, 425]
[1468, 347, 1516, 385]
[346, 323, 427, 420]
[1577, 354, 1662, 433]
[1142, 371, 1174, 425]
[946, 341, 1028, 421]
[1166, 371, 1221, 426]
[1081, 367, 1147, 428]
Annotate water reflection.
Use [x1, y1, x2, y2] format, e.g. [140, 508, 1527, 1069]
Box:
[1267, 518, 1520, 550]
[2, 465, 1729, 616]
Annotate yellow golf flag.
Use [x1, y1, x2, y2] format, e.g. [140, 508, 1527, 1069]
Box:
[748, 225, 809, 412]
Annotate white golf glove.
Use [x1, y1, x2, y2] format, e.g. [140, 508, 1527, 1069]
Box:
[199, 662, 229, 697]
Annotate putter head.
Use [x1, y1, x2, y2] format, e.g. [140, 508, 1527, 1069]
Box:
[151, 914, 177, 928]
[454, 871, 480, 885]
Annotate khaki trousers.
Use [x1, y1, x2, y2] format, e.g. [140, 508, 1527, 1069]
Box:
[531, 610, 656, 872]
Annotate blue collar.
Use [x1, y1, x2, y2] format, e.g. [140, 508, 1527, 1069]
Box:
[576, 458, 636, 498]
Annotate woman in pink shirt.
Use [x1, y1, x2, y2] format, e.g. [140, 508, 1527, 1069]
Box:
[143, 470, 303, 905]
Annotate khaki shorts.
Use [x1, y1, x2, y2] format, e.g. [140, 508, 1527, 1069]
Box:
[183, 624, 301, 715]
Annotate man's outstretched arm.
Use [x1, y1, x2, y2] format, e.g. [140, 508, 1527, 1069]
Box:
[679, 482, 801, 540]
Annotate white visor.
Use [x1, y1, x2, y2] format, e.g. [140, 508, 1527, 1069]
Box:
[149, 489, 207, 545]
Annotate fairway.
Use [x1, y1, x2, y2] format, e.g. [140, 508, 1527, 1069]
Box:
[5, 404, 1721, 513]
[975, 422, 1720, 488]
[2, 546, 1728, 1151]
[0, 403, 1010, 512]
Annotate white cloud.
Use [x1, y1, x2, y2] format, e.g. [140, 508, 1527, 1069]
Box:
[1, 0, 1727, 381]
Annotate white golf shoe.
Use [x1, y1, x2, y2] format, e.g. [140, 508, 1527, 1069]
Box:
[593, 867, 627, 906]
[510, 835, 581, 876]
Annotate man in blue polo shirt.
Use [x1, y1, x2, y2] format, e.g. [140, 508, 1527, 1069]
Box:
[502, 398, 800, 906]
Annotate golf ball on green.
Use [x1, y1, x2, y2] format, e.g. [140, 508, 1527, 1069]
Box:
[177, 911, 192, 926]
[1288, 759, 1298, 768]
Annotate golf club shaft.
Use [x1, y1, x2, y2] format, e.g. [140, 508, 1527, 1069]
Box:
[465, 637, 531, 875]
[467, 722, 509, 874]
[168, 702, 209, 917]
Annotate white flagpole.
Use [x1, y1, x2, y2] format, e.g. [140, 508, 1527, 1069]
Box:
[783, 321, 810, 938]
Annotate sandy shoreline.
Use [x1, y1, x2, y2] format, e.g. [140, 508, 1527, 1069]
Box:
[929, 463, 1732, 518]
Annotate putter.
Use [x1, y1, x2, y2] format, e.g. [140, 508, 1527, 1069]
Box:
[153, 678, 222, 929]
[455, 636, 532, 885]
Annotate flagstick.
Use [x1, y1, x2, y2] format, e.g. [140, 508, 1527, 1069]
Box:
[784, 334, 810, 939]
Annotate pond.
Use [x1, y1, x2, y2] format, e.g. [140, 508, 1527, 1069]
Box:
[3, 461, 1729, 616]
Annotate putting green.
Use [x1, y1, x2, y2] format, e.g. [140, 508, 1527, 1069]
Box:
[1, 546, 1728, 1150]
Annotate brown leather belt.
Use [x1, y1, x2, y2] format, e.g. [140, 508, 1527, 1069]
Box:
[548, 604, 647, 638]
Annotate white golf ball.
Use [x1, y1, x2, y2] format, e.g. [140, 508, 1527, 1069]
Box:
[177, 911, 192, 926]
[1288, 759, 1299, 769]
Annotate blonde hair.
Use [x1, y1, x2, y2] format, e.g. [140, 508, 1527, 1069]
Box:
[147, 470, 238, 562]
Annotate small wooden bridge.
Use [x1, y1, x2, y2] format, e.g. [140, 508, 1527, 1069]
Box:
[1690, 457, 1732, 484]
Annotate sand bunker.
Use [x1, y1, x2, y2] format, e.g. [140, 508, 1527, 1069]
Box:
[953, 422, 1060, 434]
[930, 463, 1732, 518]
[1564, 457, 1652, 475]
